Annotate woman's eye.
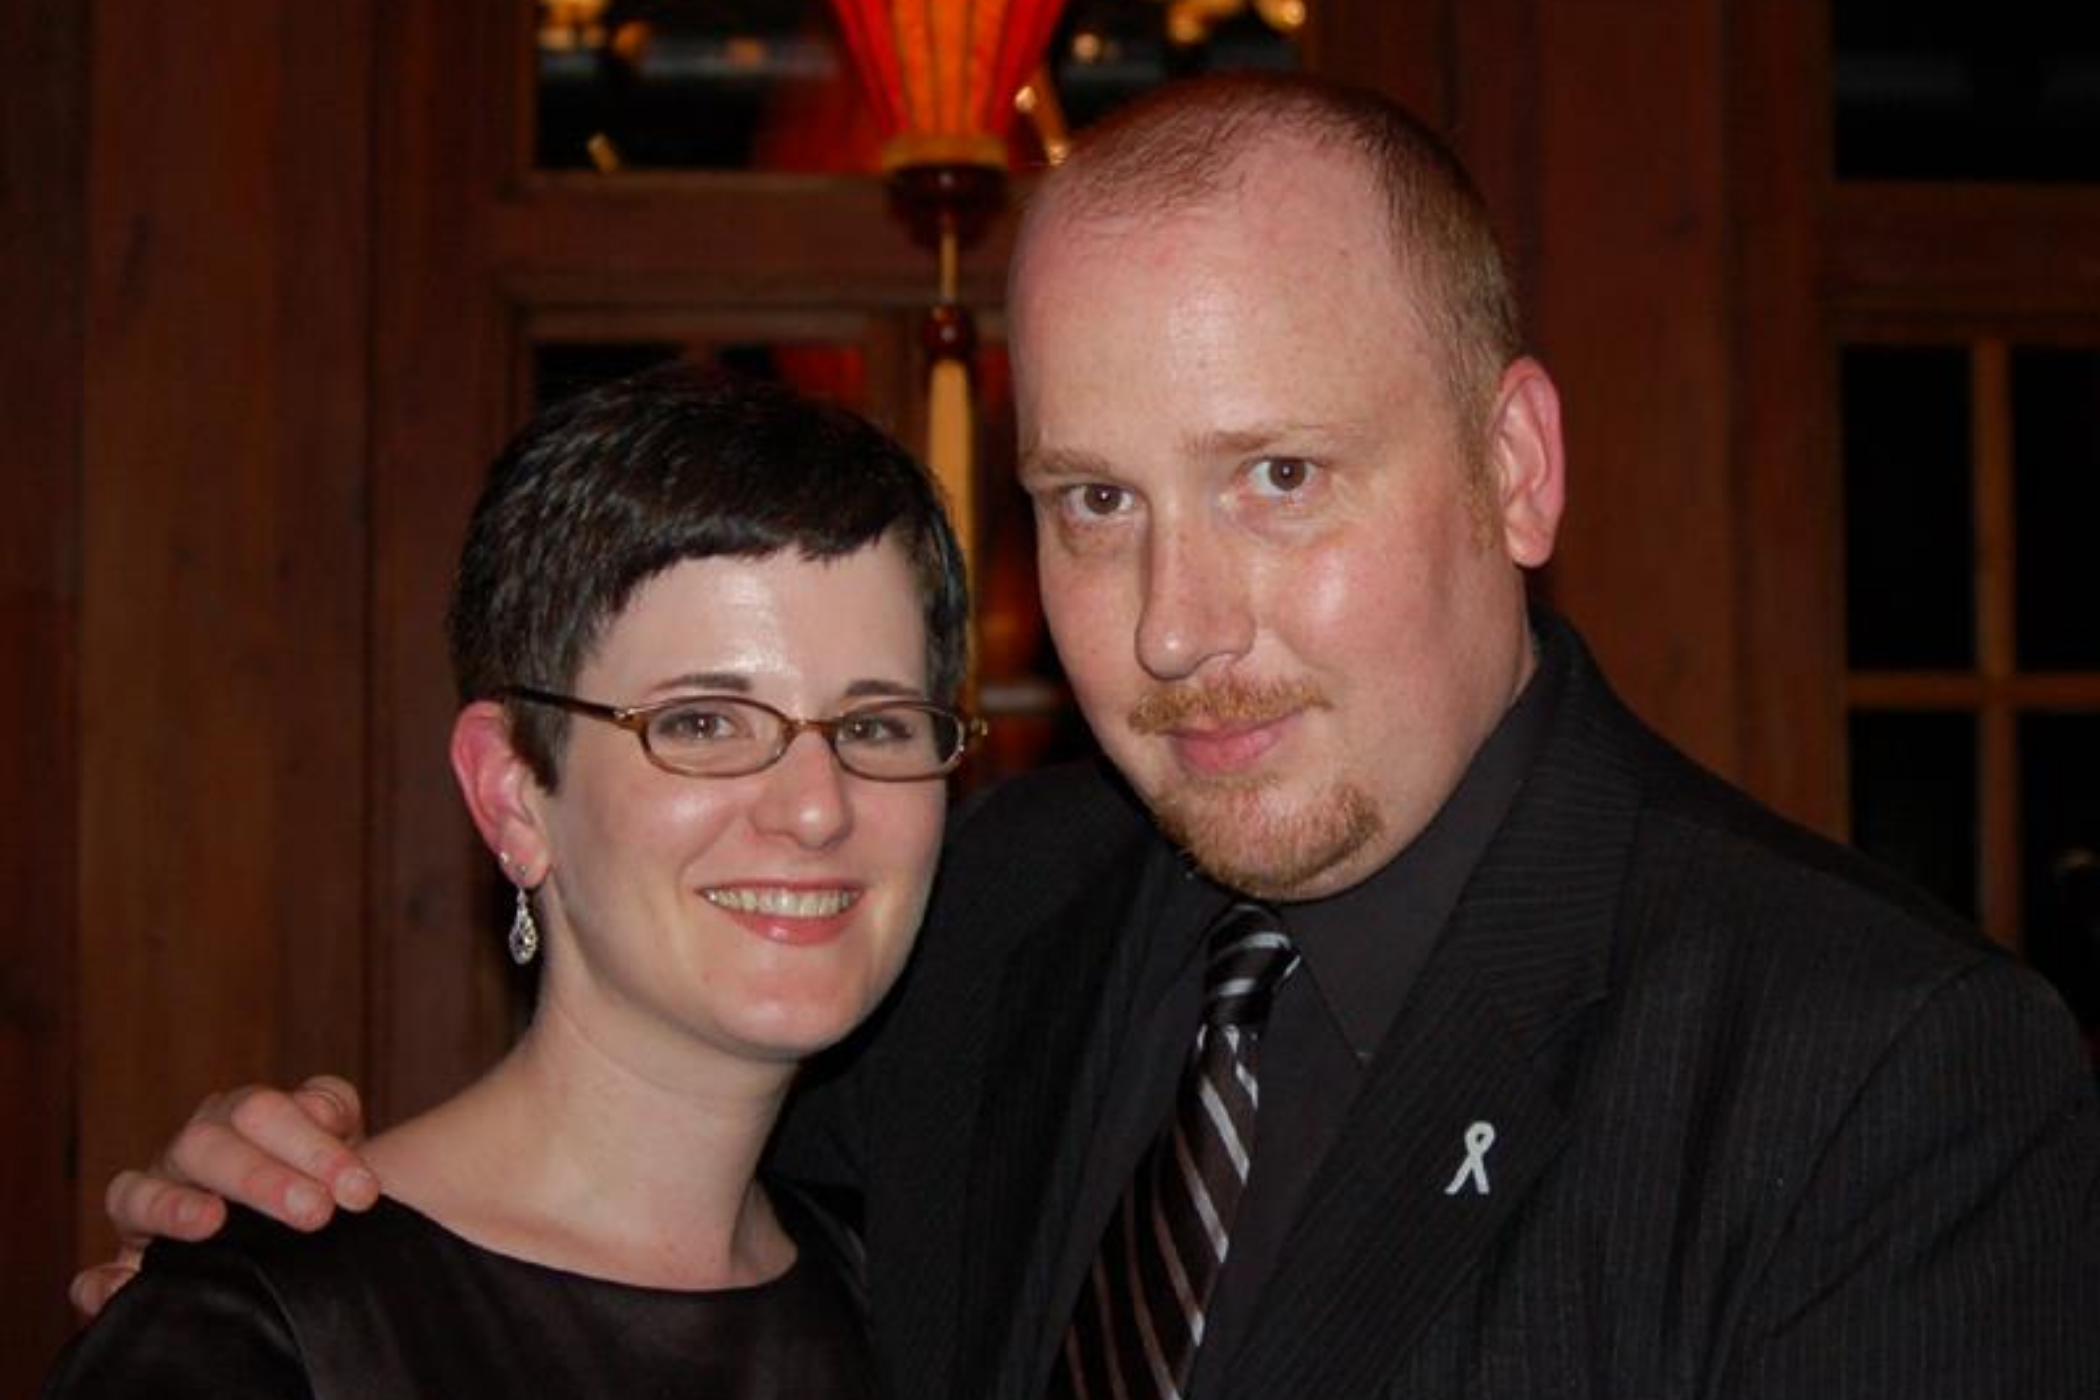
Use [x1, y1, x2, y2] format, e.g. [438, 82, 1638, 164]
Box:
[654, 705, 742, 743]
[1249, 456, 1316, 497]
[839, 710, 921, 747]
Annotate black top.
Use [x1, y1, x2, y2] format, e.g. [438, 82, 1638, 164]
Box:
[1050, 627, 1565, 1396]
[43, 1192, 878, 1400]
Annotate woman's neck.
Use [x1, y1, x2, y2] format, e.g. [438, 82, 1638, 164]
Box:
[361, 1002, 800, 1291]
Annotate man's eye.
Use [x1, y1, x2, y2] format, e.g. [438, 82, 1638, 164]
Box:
[1249, 457, 1316, 496]
[1062, 483, 1132, 519]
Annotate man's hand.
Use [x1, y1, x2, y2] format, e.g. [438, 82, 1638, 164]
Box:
[68, 1074, 379, 1317]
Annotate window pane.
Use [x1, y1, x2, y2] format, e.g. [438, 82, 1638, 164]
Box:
[1842, 346, 1974, 670]
[1850, 710, 1978, 920]
[1832, 1, 2100, 182]
[532, 340, 868, 412]
[2013, 347, 2100, 670]
[534, 341, 683, 404]
[533, 0, 1303, 173]
[2021, 713, 2100, 1035]
[536, 1, 846, 172]
[1047, 0, 1303, 132]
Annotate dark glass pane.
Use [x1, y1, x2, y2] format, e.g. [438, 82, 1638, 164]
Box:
[1832, 1, 2100, 182]
[2021, 714, 2100, 1035]
[1046, 0, 1302, 132]
[1842, 345, 1974, 670]
[1849, 710, 1978, 919]
[2013, 347, 2100, 669]
[534, 341, 683, 405]
[536, 1, 848, 172]
[532, 340, 869, 413]
[533, 0, 1302, 173]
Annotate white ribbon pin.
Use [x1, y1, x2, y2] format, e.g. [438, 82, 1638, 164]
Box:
[1442, 1121, 1496, 1197]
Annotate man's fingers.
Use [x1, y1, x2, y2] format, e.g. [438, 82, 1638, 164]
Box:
[218, 1083, 377, 1210]
[104, 1169, 225, 1244]
[68, 1261, 141, 1319]
[162, 1108, 339, 1230]
[82, 1075, 380, 1318]
[282, 1076, 380, 1208]
[290, 1074, 366, 1142]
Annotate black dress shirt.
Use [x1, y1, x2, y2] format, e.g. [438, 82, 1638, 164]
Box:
[1046, 628, 1565, 1396]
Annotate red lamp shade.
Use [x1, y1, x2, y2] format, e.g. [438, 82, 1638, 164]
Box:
[828, 0, 1067, 171]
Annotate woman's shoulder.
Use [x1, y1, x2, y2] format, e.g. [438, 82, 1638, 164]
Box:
[40, 1204, 336, 1398]
[42, 1199, 489, 1398]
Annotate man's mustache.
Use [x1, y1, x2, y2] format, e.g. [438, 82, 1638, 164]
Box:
[1128, 677, 1330, 735]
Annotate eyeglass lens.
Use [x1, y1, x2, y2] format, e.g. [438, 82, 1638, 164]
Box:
[642, 697, 962, 779]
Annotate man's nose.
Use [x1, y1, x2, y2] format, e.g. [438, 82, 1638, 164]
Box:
[748, 729, 854, 848]
[1134, 521, 1254, 681]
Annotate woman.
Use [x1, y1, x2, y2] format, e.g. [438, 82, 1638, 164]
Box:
[45, 367, 978, 1396]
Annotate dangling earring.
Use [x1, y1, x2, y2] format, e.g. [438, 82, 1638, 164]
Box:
[507, 883, 540, 966]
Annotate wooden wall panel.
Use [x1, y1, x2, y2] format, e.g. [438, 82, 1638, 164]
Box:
[366, 0, 520, 1124]
[1731, 0, 1844, 834]
[76, 0, 373, 1270]
[1445, 0, 1542, 311]
[0, 0, 86, 1385]
[1306, 0, 1451, 118]
[1522, 0, 1742, 778]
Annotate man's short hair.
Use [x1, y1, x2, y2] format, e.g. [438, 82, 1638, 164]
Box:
[1016, 73, 1522, 438]
[447, 366, 969, 787]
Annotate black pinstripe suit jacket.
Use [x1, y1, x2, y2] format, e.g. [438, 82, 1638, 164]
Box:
[777, 614, 2100, 1400]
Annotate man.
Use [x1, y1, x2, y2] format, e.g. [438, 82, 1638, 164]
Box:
[79, 75, 2099, 1398]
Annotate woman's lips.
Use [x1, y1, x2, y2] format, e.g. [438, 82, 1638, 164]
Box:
[701, 885, 862, 945]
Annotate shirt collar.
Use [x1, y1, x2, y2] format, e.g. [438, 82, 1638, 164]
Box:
[1183, 619, 1569, 1057]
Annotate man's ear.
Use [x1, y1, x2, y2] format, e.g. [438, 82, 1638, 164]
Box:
[450, 701, 551, 885]
[1485, 356, 1567, 569]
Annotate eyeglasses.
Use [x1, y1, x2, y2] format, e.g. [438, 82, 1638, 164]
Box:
[500, 686, 986, 782]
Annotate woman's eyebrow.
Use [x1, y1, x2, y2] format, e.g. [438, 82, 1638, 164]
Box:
[842, 679, 924, 701]
[649, 671, 752, 696]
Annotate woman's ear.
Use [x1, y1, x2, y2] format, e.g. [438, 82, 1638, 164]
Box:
[450, 701, 551, 885]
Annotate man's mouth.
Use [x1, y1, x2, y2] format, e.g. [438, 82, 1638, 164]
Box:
[1165, 715, 1295, 776]
[1129, 677, 1327, 777]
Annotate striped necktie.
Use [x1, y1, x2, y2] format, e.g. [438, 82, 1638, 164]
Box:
[1055, 901, 1300, 1400]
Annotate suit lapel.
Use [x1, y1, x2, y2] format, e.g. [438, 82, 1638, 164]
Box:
[955, 831, 1172, 1400]
[862, 771, 1160, 1400]
[1221, 635, 1647, 1398]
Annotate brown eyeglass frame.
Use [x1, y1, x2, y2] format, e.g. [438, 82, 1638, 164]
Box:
[499, 685, 986, 782]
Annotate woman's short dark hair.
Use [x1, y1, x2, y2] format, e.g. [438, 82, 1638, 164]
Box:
[447, 366, 969, 787]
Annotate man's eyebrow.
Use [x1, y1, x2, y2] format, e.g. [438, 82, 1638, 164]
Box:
[1017, 446, 1117, 482]
[1020, 424, 1354, 480]
[1187, 421, 1342, 459]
